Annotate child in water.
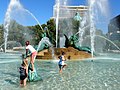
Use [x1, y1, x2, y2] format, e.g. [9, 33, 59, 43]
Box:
[25, 41, 37, 71]
[58, 52, 67, 73]
[19, 59, 28, 86]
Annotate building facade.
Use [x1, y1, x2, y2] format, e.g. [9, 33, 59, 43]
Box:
[108, 15, 120, 41]
[107, 15, 120, 50]
[53, 5, 88, 19]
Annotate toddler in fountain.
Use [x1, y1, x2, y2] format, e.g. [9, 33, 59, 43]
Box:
[19, 59, 28, 86]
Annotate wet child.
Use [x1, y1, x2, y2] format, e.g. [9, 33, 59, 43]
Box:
[19, 59, 28, 86]
[58, 52, 67, 73]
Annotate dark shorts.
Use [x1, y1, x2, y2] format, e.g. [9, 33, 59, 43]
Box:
[20, 75, 27, 80]
[59, 64, 63, 69]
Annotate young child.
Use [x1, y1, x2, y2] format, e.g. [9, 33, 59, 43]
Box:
[58, 52, 67, 73]
[25, 41, 37, 71]
[19, 59, 28, 86]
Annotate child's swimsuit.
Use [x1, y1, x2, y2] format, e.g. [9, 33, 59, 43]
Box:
[58, 56, 65, 69]
[19, 66, 27, 80]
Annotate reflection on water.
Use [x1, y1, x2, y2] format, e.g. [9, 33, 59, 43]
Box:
[0, 53, 120, 90]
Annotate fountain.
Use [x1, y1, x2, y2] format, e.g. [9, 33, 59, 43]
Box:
[3, 0, 44, 52]
[0, 0, 120, 89]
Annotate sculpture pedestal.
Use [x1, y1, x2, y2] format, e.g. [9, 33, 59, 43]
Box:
[36, 47, 91, 60]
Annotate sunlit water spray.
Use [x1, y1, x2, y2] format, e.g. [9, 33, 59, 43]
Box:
[88, 0, 109, 57]
[34, 37, 54, 60]
[25, 10, 44, 31]
[4, 0, 17, 52]
[77, 25, 90, 46]
[55, 0, 60, 48]
[83, 35, 120, 51]
[55, 0, 72, 47]
[4, 0, 43, 52]
[78, 13, 88, 46]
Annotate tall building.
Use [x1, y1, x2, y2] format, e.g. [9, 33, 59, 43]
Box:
[107, 15, 120, 50]
[108, 15, 120, 41]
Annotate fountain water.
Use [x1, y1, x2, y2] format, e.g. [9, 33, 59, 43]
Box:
[88, 0, 96, 57]
[55, 0, 73, 47]
[82, 35, 120, 52]
[4, 0, 44, 52]
[77, 25, 90, 46]
[77, 12, 88, 47]
[37, 37, 54, 59]
[87, 0, 109, 57]
[1, 0, 120, 90]
[25, 10, 44, 31]
[55, 0, 60, 48]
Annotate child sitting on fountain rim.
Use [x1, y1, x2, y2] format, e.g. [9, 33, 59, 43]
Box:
[25, 41, 37, 72]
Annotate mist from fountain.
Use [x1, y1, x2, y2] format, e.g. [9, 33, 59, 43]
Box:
[55, 0, 60, 48]
[78, 13, 88, 46]
[82, 35, 120, 52]
[1, 0, 120, 89]
[34, 37, 54, 60]
[55, 0, 73, 47]
[25, 10, 44, 31]
[88, 0, 96, 57]
[88, 0, 109, 57]
[76, 25, 90, 46]
[3, 0, 16, 52]
[3, 0, 44, 52]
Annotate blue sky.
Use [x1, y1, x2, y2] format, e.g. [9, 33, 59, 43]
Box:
[0, 0, 120, 33]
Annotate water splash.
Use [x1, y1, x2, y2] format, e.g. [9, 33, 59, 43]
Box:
[55, 0, 71, 47]
[4, 0, 43, 52]
[55, 0, 60, 48]
[88, 0, 96, 57]
[78, 13, 89, 46]
[88, 0, 109, 57]
[77, 25, 90, 46]
[25, 10, 44, 31]
[36, 37, 52, 52]
[83, 35, 120, 52]
[34, 37, 54, 60]
[4, 0, 24, 52]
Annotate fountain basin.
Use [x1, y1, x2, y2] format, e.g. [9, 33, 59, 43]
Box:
[0, 56, 120, 89]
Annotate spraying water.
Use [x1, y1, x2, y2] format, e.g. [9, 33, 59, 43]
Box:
[36, 37, 52, 52]
[83, 35, 120, 51]
[77, 25, 90, 46]
[25, 10, 44, 31]
[88, 0, 109, 57]
[88, 0, 96, 57]
[78, 12, 89, 46]
[4, 0, 15, 52]
[55, 0, 60, 48]
[33, 37, 54, 60]
[55, 0, 72, 47]
[4, 0, 43, 52]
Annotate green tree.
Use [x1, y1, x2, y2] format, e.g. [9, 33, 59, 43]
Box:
[46, 19, 56, 46]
